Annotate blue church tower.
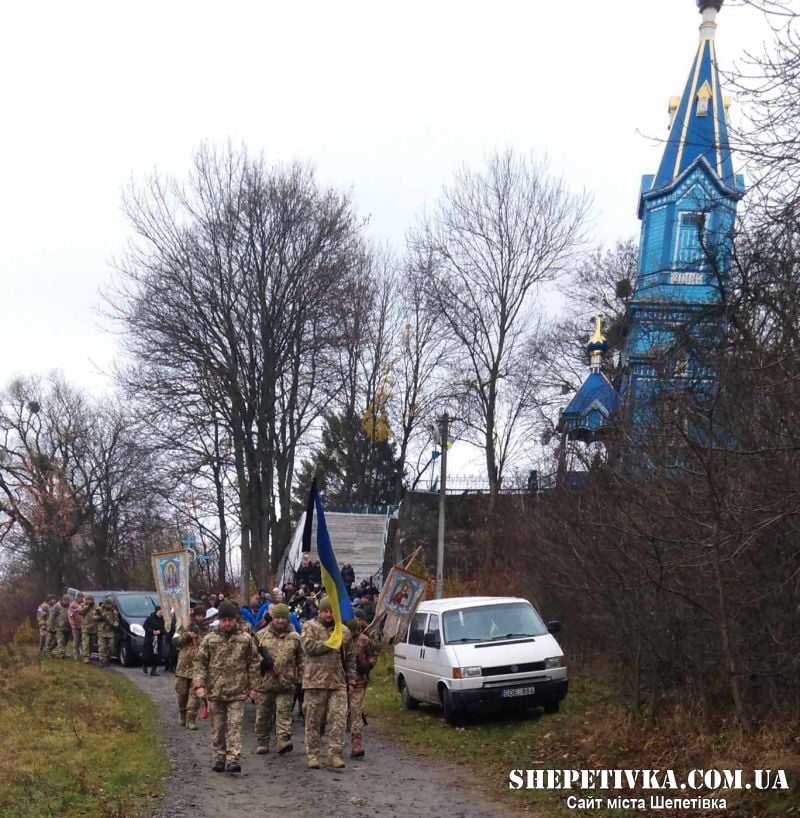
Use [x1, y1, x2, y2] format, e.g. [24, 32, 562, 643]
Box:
[556, 0, 745, 475]
[619, 0, 744, 416]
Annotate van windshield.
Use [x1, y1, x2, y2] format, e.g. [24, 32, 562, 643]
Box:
[115, 594, 159, 617]
[442, 602, 548, 644]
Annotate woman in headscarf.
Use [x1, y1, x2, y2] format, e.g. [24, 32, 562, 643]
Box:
[142, 605, 165, 676]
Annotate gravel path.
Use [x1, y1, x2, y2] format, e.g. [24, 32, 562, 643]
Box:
[119, 666, 524, 818]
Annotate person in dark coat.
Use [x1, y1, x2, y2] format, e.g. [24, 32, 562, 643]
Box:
[162, 610, 177, 672]
[294, 554, 313, 588]
[310, 561, 322, 586]
[142, 606, 166, 676]
[340, 563, 355, 595]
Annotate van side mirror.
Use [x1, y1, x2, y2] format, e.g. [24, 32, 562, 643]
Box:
[547, 620, 561, 634]
[423, 631, 441, 649]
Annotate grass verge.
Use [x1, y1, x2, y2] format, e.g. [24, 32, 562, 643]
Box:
[366, 653, 800, 817]
[0, 632, 168, 818]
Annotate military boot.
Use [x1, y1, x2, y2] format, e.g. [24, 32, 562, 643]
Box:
[178, 709, 186, 727]
[328, 752, 346, 769]
[256, 742, 269, 754]
[306, 754, 320, 769]
[185, 713, 198, 731]
[276, 739, 293, 755]
[350, 737, 364, 758]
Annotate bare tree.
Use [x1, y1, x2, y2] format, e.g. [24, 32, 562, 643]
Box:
[413, 150, 590, 545]
[392, 247, 454, 499]
[0, 375, 169, 593]
[109, 144, 364, 596]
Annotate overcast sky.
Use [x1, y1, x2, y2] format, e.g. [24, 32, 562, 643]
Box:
[0, 0, 777, 405]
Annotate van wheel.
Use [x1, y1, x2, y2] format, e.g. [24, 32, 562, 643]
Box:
[441, 687, 459, 725]
[400, 678, 419, 710]
[543, 701, 560, 714]
[118, 640, 133, 668]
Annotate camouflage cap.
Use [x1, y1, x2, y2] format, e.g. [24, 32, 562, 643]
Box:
[271, 603, 290, 619]
[85, 595, 94, 603]
[104, 595, 113, 604]
[318, 598, 333, 612]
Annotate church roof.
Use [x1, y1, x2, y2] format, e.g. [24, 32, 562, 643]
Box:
[557, 372, 620, 442]
[650, 3, 736, 194]
[558, 313, 619, 442]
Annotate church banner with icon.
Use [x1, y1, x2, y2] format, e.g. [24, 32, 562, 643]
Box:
[151, 549, 191, 632]
[372, 565, 427, 643]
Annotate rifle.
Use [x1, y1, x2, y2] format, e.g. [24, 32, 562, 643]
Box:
[257, 644, 274, 675]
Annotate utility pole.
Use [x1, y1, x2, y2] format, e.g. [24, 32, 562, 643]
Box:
[436, 413, 449, 600]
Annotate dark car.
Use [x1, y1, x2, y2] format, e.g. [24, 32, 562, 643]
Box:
[111, 591, 165, 666]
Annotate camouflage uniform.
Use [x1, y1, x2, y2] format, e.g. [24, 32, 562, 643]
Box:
[301, 618, 356, 766]
[191, 626, 261, 767]
[350, 627, 380, 745]
[69, 599, 84, 660]
[94, 600, 119, 666]
[254, 622, 303, 751]
[52, 599, 72, 658]
[173, 621, 209, 727]
[46, 602, 59, 652]
[79, 599, 97, 663]
[36, 600, 51, 653]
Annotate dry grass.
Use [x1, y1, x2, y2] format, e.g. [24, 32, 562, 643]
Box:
[367, 651, 800, 817]
[0, 630, 168, 818]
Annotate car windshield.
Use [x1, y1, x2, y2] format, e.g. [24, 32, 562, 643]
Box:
[115, 594, 159, 617]
[442, 602, 548, 644]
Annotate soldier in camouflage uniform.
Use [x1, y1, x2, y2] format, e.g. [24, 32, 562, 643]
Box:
[254, 603, 303, 755]
[68, 594, 85, 660]
[51, 595, 72, 658]
[94, 596, 119, 666]
[79, 595, 97, 663]
[192, 600, 262, 773]
[301, 597, 356, 770]
[346, 609, 380, 758]
[46, 595, 60, 652]
[36, 596, 56, 653]
[172, 606, 209, 729]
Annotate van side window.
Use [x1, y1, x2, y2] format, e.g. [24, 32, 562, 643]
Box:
[426, 614, 440, 639]
[408, 613, 427, 646]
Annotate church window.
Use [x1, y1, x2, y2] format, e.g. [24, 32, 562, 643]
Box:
[696, 81, 713, 117]
[675, 212, 707, 267]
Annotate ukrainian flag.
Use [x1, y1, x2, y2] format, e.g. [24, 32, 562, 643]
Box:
[304, 480, 353, 649]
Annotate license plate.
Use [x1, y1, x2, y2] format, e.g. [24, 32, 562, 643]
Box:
[501, 686, 535, 698]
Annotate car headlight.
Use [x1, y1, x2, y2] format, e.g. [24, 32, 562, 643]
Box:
[452, 666, 482, 679]
[130, 624, 145, 637]
[544, 656, 562, 669]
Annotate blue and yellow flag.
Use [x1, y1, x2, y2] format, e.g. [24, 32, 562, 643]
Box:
[302, 479, 353, 649]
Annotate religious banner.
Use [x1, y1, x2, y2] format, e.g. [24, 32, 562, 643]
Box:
[372, 564, 428, 643]
[150, 549, 191, 632]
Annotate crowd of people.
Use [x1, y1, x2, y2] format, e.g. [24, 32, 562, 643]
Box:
[34, 558, 383, 774]
[36, 593, 120, 665]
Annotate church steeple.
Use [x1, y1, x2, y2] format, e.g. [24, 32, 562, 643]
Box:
[646, 0, 738, 202]
[619, 0, 743, 419]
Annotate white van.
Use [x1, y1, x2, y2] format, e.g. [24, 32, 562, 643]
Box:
[393, 596, 567, 724]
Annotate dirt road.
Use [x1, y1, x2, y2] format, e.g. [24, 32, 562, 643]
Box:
[119, 666, 522, 818]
